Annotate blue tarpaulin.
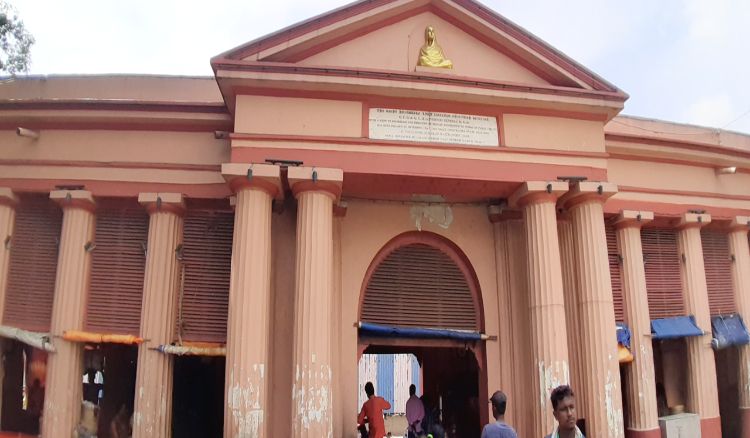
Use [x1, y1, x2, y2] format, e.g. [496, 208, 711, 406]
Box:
[651, 315, 704, 340]
[711, 314, 750, 349]
[358, 322, 484, 341]
[616, 323, 631, 349]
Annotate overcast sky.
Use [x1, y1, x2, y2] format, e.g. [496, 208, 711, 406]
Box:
[10, 0, 750, 134]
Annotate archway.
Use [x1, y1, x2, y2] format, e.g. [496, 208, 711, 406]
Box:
[357, 231, 488, 438]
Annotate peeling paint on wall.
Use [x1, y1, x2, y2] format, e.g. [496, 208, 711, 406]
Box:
[292, 363, 333, 438]
[227, 363, 266, 438]
[410, 204, 453, 231]
[605, 369, 625, 438]
[538, 360, 570, 412]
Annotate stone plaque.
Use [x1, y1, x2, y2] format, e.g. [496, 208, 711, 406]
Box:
[368, 108, 499, 147]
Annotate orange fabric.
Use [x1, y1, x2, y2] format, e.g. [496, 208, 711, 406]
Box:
[357, 396, 391, 438]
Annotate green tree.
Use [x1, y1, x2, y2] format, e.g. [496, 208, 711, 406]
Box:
[0, 1, 33, 75]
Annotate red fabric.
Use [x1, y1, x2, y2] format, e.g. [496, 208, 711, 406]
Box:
[357, 396, 391, 438]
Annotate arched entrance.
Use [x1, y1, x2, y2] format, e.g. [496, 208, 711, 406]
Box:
[357, 231, 488, 438]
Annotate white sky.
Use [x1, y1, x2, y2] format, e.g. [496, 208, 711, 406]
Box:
[10, 0, 750, 134]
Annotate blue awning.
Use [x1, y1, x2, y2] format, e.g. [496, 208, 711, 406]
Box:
[651, 316, 704, 340]
[358, 322, 484, 341]
[616, 323, 632, 349]
[711, 314, 750, 349]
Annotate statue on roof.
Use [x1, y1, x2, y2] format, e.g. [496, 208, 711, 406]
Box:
[418, 25, 453, 69]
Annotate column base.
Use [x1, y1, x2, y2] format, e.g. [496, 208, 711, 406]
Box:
[743, 408, 750, 438]
[701, 416, 721, 438]
[625, 428, 660, 438]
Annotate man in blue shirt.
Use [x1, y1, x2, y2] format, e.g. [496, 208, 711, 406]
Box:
[481, 390, 518, 438]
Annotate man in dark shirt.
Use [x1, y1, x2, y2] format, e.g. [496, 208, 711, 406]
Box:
[481, 390, 518, 438]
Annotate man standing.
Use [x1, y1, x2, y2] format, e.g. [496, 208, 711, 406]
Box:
[405, 384, 425, 438]
[358, 381, 392, 438]
[481, 390, 518, 438]
[545, 385, 584, 438]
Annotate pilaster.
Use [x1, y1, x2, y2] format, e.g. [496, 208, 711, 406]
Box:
[0, 189, 17, 425]
[41, 190, 95, 438]
[288, 166, 342, 438]
[613, 211, 660, 438]
[510, 181, 570, 438]
[560, 182, 624, 438]
[728, 216, 750, 437]
[676, 212, 721, 436]
[132, 193, 185, 438]
[488, 206, 517, 425]
[221, 163, 282, 438]
[0, 188, 18, 321]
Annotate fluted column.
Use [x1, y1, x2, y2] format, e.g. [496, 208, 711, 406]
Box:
[42, 190, 95, 438]
[288, 166, 342, 438]
[557, 218, 586, 417]
[676, 213, 721, 436]
[728, 216, 750, 437]
[221, 164, 282, 438]
[132, 193, 184, 438]
[614, 211, 660, 438]
[560, 182, 624, 438]
[510, 181, 570, 438]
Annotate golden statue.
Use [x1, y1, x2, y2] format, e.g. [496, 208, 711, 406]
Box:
[418, 25, 453, 69]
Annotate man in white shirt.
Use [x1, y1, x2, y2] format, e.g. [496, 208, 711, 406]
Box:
[405, 384, 425, 438]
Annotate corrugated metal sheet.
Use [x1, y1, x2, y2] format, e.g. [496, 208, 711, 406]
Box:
[86, 205, 149, 335]
[606, 225, 624, 322]
[4, 196, 62, 332]
[359, 354, 420, 415]
[701, 230, 735, 316]
[377, 354, 395, 414]
[642, 228, 685, 319]
[358, 354, 378, 409]
[411, 356, 421, 396]
[178, 210, 233, 343]
[362, 244, 477, 330]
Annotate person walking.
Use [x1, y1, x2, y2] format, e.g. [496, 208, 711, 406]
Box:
[358, 381, 392, 438]
[481, 390, 518, 438]
[545, 385, 584, 438]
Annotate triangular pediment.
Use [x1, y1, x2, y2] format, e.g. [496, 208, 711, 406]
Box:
[214, 0, 623, 93]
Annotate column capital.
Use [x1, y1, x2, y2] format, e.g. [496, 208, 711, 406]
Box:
[729, 216, 750, 232]
[138, 192, 185, 216]
[558, 181, 618, 210]
[288, 166, 343, 201]
[222, 162, 283, 199]
[613, 210, 654, 230]
[675, 212, 711, 230]
[0, 188, 18, 208]
[508, 181, 568, 208]
[50, 189, 95, 213]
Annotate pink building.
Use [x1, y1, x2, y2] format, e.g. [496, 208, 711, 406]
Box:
[0, 1, 749, 437]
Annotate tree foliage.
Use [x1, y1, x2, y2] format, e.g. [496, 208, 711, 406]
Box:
[0, 1, 33, 75]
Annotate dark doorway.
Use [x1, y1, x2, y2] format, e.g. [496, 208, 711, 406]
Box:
[715, 347, 740, 438]
[172, 356, 224, 438]
[1, 340, 47, 435]
[81, 344, 137, 438]
[359, 344, 483, 438]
